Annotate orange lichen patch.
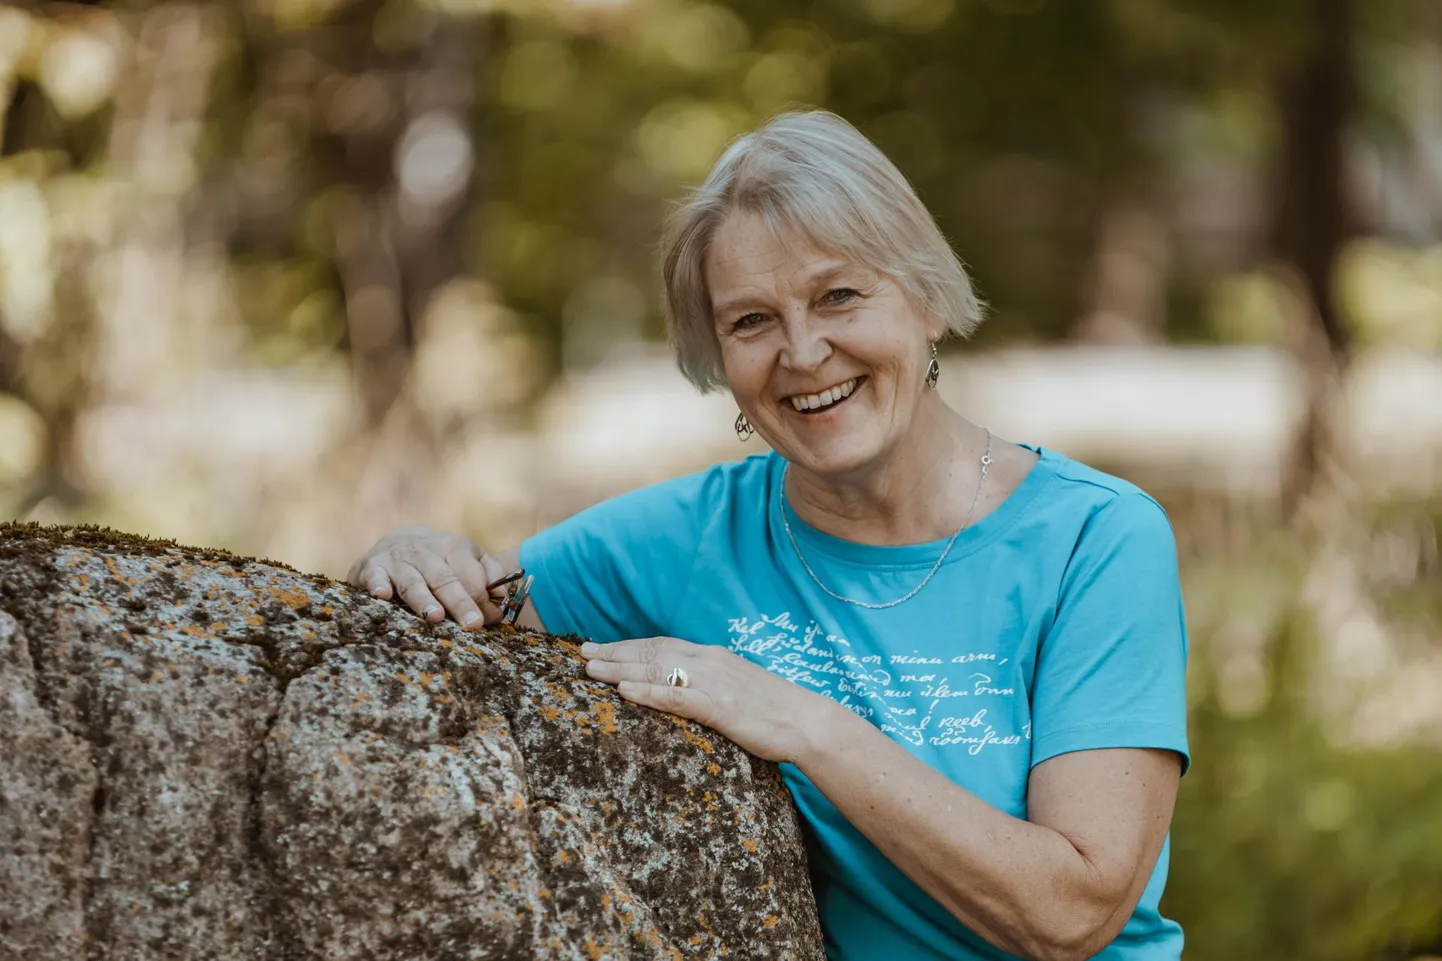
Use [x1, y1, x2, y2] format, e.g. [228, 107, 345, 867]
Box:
[762, 914, 780, 931]
[318, 604, 333, 617]
[267, 585, 312, 611]
[246, 613, 264, 628]
[741, 838, 759, 854]
[591, 700, 619, 735]
[209, 622, 225, 633]
[394, 673, 411, 684]
[553, 848, 573, 866]
[580, 935, 605, 960]
[758, 878, 773, 894]
[102, 555, 137, 586]
[537, 706, 560, 722]
[179, 624, 210, 638]
[437, 638, 454, 648]
[510, 794, 526, 812]
[472, 713, 505, 736]
[708, 762, 721, 776]
[337, 754, 350, 766]
[667, 715, 715, 755]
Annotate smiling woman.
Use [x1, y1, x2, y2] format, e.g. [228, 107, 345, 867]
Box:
[350, 110, 1190, 961]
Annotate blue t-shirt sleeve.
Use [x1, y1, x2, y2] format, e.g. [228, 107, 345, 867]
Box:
[518, 472, 712, 643]
[1030, 492, 1191, 774]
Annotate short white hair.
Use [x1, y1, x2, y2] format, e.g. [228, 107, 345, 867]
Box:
[659, 109, 985, 393]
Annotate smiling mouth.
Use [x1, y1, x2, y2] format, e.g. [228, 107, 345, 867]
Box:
[787, 376, 865, 414]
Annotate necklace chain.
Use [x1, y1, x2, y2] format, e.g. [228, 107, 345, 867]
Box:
[780, 429, 993, 610]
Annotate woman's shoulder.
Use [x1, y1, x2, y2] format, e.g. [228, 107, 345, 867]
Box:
[1021, 447, 1175, 553]
[1036, 447, 1168, 516]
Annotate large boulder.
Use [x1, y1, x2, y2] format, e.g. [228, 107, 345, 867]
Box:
[0, 524, 823, 960]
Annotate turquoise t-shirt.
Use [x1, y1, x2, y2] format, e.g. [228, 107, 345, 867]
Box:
[520, 445, 1190, 960]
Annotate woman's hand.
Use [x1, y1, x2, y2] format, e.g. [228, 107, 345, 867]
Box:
[579, 636, 839, 763]
[346, 526, 509, 629]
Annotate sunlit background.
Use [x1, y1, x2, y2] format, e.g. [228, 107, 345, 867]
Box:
[2, 0, 1440, 957]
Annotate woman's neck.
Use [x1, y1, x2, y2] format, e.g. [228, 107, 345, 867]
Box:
[784, 404, 990, 547]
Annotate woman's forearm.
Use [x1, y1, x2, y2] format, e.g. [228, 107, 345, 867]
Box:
[793, 704, 1125, 961]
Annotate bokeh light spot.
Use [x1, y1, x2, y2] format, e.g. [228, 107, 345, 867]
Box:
[636, 99, 747, 183]
[36, 24, 122, 119]
[396, 112, 474, 209]
[742, 50, 827, 115]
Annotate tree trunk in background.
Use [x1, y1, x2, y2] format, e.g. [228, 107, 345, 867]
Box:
[1071, 190, 1172, 345]
[318, 2, 481, 432]
[1273, 0, 1355, 524]
[3, 4, 220, 523]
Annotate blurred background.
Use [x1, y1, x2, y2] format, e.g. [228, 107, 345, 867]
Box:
[1, 0, 1440, 956]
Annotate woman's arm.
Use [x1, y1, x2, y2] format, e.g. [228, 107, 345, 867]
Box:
[795, 704, 1180, 961]
[580, 636, 1181, 961]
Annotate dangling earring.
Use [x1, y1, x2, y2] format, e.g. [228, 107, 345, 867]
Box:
[735, 412, 755, 441]
[925, 342, 941, 390]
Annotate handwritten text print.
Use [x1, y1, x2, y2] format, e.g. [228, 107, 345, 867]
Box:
[725, 613, 1028, 753]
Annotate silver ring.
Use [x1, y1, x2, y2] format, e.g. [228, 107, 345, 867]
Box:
[666, 667, 689, 689]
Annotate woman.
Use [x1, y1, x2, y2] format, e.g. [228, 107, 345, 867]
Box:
[349, 111, 1189, 961]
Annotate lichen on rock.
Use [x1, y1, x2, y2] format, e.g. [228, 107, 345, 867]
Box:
[0, 523, 823, 959]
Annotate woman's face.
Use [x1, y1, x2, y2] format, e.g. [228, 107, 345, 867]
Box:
[706, 211, 937, 478]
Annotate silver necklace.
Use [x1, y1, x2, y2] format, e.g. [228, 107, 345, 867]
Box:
[780, 429, 993, 610]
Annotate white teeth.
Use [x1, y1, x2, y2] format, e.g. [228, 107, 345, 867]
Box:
[789, 377, 859, 413]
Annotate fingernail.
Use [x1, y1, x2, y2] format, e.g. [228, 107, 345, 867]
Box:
[461, 611, 480, 627]
[580, 642, 598, 655]
[422, 605, 440, 618]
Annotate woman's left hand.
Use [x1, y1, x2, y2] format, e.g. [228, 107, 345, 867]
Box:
[579, 637, 836, 763]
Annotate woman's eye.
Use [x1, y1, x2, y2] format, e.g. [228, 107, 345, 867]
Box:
[823, 288, 859, 306]
[732, 312, 766, 331]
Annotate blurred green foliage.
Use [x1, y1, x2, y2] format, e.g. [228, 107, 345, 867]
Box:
[1164, 505, 1442, 960]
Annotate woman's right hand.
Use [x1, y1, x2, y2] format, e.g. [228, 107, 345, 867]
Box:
[346, 525, 512, 630]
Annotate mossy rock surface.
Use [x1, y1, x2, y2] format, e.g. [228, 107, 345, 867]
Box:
[0, 523, 822, 960]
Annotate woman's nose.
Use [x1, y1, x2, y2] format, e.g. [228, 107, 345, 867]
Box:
[782, 317, 830, 371]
